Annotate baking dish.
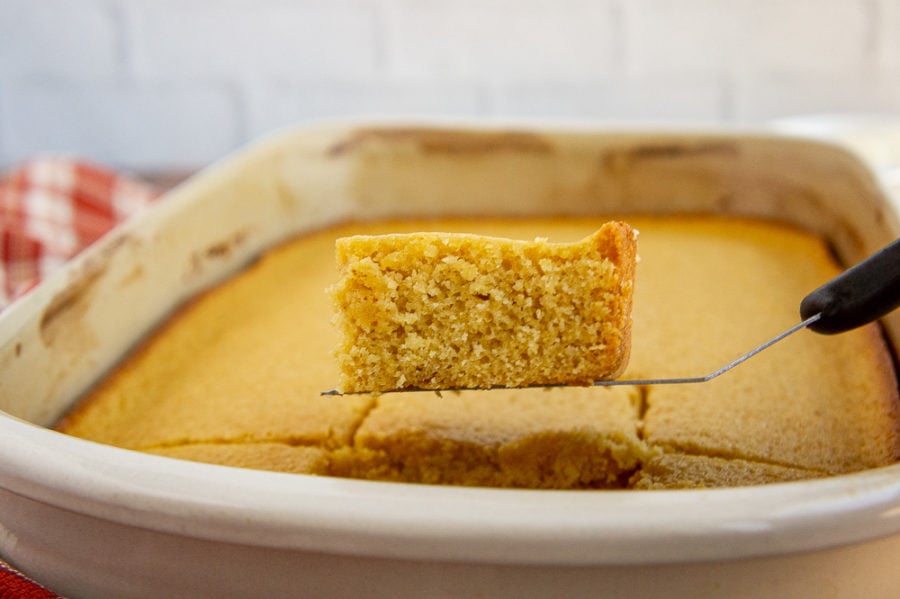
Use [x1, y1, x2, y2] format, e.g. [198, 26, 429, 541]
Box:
[1, 122, 899, 598]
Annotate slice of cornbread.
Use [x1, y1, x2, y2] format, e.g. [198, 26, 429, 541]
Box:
[329, 222, 637, 393]
[329, 385, 653, 488]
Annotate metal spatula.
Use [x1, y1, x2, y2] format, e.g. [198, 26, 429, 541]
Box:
[323, 238, 900, 395]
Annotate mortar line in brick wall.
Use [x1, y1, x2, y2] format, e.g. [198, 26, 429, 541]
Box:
[230, 80, 253, 146]
[720, 76, 738, 123]
[106, 0, 130, 85]
[863, 0, 883, 72]
[111, 0, 142, 87]
[609, 0, 627, 78]
[371, 0, 391, 74]
[476, 81, 497, 116]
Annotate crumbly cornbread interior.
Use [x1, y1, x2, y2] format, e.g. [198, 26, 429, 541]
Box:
[58, 216, 900, 489]
[330, 222, 636, 393]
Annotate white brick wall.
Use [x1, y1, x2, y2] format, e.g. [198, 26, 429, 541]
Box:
[129, 2, 381, 83]
[0, 0, 120, 83]
[3, 83, 240, 168]
[494, 75, 726, 122]
[385, 0, 620, 81]
[1, 0, 899, 171]
[245, 81, 484, 137]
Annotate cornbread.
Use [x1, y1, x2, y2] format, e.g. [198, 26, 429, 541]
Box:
[630, 221, 900, 475]
[329, 386, 651, 488]
[58, 216, 900, 489]
[631, 453, 822, 490]
[330, 222, 636, 393]
[145, 443, 330, 475]
[59, 228, 376, 451]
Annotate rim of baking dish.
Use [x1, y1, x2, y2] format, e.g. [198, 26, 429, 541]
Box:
[1, 413, 899, 567]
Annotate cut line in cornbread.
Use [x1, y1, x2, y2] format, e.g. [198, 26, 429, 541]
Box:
[57, 216, 900, 489]
[329, 221, 637, 393]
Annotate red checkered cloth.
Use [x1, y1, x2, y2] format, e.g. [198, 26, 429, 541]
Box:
[0, 158, 159, 597]
[0, 158, 159, 308]
[0, 560, 63, 599]
[0, 157, 159, 599]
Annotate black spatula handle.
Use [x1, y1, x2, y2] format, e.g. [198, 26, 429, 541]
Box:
[800, 238, 900, 334]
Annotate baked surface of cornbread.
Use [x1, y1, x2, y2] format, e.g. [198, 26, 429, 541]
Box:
[330, 222, 636, 393]
[58, 216, 900, 489]
[630, 453, 822, 490]
[329, 385, 651, 488]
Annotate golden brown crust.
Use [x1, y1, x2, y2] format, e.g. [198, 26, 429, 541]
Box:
[330, 385, 651, 488]
[57, 216, 900, 490]
[633, 223, 900, 475]
[630, 453, 823, 489]
[145, 443, 330, 475]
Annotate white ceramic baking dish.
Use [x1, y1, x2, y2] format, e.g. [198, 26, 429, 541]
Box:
[1, 122, 899, 599]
